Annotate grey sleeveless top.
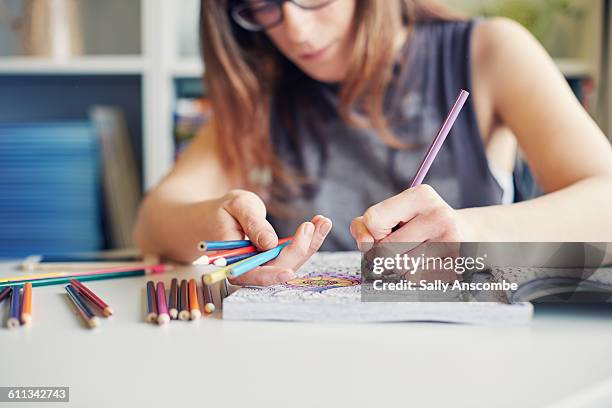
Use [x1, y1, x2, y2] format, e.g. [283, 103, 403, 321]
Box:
[269, 20, 504, 251]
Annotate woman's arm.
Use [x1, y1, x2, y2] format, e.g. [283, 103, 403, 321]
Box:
[461, 18, 612, 241]
[133, 121, 332, 284]
[350, 18, 612, 246]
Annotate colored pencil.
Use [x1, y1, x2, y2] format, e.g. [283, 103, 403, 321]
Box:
[0, 264, 168, 285]
[188, 279, 201, 320]
[156, 282, 170, 325]
[0, 268, 156, 289]
[168, 278, 179, 319]
[65, 285, 100, 328]
[204, 242, 291, 284]
[213, 252, 260, 267]
[0, 287, 11, 304]
[200, 278, 215, 314]
[21, 283, 33, 326]
[194, 237, 292, 265]
[410, 89, 469, 187]
[7, 286, 21, 329]
[70, 280, 113, 317]
[198, 239, 252, 251]
[146, 281, 158, 323]
[178, 279, 190, 321]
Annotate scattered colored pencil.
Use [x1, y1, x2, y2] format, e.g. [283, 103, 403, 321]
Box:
[0, 265, 168, 288]
[200, 278, 216, 314]
[21, 283, 33, 326]
[65, 285, 100, 329]
[146, 281, 158, 323]
[188, 279, 201, 320]
[0, 287, 11, 304]
[7, 286, 21, 329]
[70, 279, 113, 317]
[198, 239, 253, 252]
[410, 89, 469, 188]
[168, 278, 179, 320]
[178, 279, 190, 321]
[204, 241, 291, 284]
[194, 237, 292, 265]
[156, 282, 170, 325]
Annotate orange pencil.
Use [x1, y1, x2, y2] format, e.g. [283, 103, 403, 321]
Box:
[21, 283, 32, 326]
[188, 279, 201, 320]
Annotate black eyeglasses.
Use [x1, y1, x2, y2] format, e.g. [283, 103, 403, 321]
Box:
[231, 0, 337, 31]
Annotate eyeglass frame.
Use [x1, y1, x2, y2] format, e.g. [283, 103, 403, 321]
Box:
[231, 0, 338, 32]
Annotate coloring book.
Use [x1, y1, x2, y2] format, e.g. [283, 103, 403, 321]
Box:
[222, 252, 534, 325]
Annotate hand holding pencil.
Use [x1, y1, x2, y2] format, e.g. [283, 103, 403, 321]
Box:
[350, 90, 470, 249]
[196, 190, 332, 285]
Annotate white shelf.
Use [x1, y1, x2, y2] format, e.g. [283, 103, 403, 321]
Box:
[170, 58, 204, 78]
[0, 56, 146, 75]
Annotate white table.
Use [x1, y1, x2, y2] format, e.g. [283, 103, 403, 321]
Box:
[1, 261, 612, 408]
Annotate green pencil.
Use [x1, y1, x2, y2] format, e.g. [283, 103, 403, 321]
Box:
[0, 270, 146, 289]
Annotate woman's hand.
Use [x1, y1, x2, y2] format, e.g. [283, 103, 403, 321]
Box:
[350, 185, 467, 250]
[202, 189, 332, 286]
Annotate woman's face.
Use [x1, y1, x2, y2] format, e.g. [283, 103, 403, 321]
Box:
[265, 0, 356, 83]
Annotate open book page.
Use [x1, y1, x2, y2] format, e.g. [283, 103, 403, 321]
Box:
[490, 266, 612, 302]
[223, 252, 533, 324]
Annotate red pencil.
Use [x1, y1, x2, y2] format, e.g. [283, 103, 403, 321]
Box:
[193, 237, 292, 265]
[70, 279, 113, 317]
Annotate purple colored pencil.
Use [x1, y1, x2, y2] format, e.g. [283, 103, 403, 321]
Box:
[410, 89, 470, 187]
[168, 278, 178, 319]
[146, 281, 158, 323]
[156, 282, 170, 325]
[7, 286, 21, 329]
[0, 287, 11, 304]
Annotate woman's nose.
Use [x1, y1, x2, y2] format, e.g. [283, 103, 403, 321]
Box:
[281, 2, 314, 43]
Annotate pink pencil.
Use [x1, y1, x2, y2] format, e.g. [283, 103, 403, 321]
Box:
[410, 89, 469, 187]
[156, 282, 170, 325]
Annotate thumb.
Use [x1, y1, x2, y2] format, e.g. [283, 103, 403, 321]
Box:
[222, 190, 278, 250]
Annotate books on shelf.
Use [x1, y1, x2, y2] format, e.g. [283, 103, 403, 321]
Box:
[90, 106, 141, 249]
[0, 121, 103, 258]
[173, 97, 212, 159]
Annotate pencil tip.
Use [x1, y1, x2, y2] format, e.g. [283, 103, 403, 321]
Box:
[192, 255, 210, 265]
[213, 258, 227, 267]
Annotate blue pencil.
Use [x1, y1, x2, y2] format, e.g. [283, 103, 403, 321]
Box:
[227, 242, 291, 278]
[65, 284, 100, 328]
[213, 252, 258, 267]
[7, 286, 22, 329]
[198, 239, 252, 251]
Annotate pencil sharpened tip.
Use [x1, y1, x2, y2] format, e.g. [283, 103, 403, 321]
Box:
[198, 242, 207, 251]
[204, 304, 215, 314]
[213, 258, 227, 267]
[157, 314, 170, 325]
[191, 310, 202, 320]
[192, 255, 210, 265]
[89, 317, 101, 328]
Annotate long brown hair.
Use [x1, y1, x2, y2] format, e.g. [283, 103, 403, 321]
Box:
[200, 0, 461, 197]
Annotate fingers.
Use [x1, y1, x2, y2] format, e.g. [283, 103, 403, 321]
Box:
[350, 217, 374, 252]
[228, 265, 294, 286]
[222, 190, 278, 250]
[227, 215, 332, 286]
[361, 185, 441, 241]
[266, 215, 332, 271]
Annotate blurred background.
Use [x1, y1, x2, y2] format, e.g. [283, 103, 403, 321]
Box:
[0, 0, 609, 258]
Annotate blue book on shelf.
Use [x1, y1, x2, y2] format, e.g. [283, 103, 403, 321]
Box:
[0, 121, 103, 259]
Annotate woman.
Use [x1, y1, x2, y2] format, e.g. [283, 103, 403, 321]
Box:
[134, 0, 612, 285]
